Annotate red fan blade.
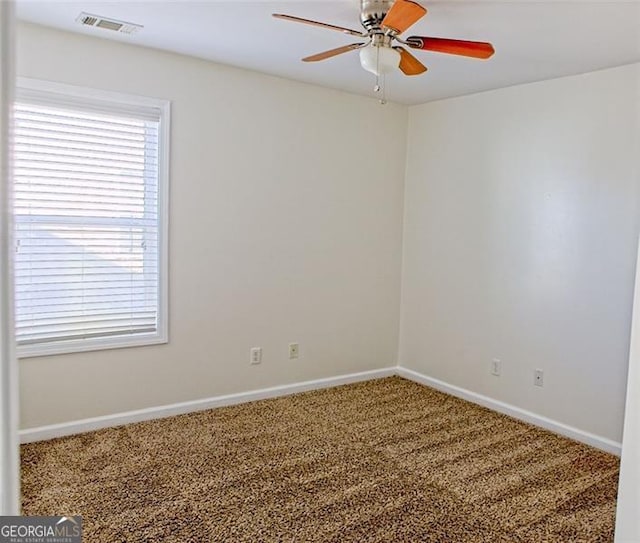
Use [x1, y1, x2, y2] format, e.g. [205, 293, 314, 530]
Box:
[303, 43, 366, 62]
[273, 14, 366, 37]
[394, 47, 428, 75]
[406, 36, 495, 59]
[381, 0, 427, 35]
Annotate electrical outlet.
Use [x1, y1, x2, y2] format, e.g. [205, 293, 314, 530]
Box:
[491, 358, 501, 377]
[534, 369, 544, 387]
[288, 343, 299, 359]
[250, 347, 262, 365]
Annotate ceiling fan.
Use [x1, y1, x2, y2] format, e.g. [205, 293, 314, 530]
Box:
[273, 0, 495, 78]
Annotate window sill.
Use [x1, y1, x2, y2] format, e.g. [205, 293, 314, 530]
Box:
[17, 332, 168, 359]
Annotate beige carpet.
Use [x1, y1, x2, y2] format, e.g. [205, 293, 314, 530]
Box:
[21, 377, 619, 542]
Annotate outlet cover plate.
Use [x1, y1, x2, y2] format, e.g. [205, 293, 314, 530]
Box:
[250, 347, 262, 365]
[288, 343, 299, 359]
[534, 369, 544, 387]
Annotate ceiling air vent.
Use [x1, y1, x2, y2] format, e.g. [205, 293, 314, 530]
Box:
[75, 12, 143, 34]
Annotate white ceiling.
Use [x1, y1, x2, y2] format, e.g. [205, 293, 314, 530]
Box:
[15, 0, 640, 105]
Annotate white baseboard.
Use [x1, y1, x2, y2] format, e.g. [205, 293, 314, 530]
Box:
[20, 367, 396, 444]
[396, 367, 622, 456]
[20, 365, 622, 456]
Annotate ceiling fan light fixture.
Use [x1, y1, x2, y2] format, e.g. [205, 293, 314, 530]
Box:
[359, 44, 400, 75]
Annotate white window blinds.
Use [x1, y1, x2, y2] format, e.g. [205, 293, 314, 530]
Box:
[13, 83, 167, 355]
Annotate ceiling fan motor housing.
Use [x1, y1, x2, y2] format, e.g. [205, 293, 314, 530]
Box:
[360, 0, 395, 30]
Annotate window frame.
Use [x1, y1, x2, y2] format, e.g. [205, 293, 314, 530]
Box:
[14, 77, 170, 359]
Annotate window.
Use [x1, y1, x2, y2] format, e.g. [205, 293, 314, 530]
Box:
[13, 78, 169, 357]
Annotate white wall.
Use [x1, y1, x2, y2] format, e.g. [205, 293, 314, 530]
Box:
[400, 64, 640, 443]
[16, 23, 408, 428]
[1, 1, 20, 515]
[615, 239, 640, 541]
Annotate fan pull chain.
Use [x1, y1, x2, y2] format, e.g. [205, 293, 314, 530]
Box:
[373, 75, 387, 105]
[372, 45, 386, 105]
[374, 45, 381, 93]
[380, 74, 387, 105]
